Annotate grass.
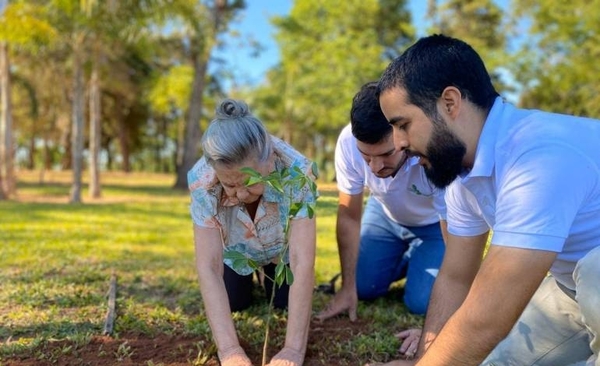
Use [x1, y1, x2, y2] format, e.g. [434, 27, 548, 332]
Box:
[0, 170, 423, 365]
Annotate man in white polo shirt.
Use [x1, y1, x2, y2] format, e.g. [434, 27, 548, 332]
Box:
[374, 34, 600, 366]
[316, 82, 447, 322]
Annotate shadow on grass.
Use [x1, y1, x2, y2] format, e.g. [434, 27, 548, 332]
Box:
[15, 180, 188, 198]
[0, 320, 100, 340]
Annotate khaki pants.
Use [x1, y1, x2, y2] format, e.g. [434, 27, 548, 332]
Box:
[482, 246, 600, 366]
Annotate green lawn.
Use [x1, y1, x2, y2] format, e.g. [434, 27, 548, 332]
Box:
[0, 171, 422, 365]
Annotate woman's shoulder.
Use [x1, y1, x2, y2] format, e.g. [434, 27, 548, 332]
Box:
[272, 136, 316, 177]
[187, 157, 219, 192]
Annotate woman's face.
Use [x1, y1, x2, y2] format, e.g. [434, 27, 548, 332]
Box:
[214, 158, 272, 205]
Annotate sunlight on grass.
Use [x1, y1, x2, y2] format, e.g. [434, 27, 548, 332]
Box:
[0, 171, 422, 364]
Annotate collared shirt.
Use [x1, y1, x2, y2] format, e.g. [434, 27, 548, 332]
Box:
[188, 137, 317, 275]
[446, 97, 600, 289]
[335, 124, 446, 226]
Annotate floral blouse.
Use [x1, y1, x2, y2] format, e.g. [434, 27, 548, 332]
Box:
[188, 137, 318, 275]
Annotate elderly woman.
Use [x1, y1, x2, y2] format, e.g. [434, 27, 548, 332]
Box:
[188, 99, 317, 366]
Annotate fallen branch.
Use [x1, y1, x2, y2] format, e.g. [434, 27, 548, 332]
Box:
[103, 272, 117, 335]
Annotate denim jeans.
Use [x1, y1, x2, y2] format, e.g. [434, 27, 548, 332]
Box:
[355, 197, 445, 315]
[482, 245, 600, 366]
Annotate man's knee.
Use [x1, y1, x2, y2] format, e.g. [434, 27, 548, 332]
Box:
[403, 292, 429, 315]
[574, 247, 600, 309]
[574, 246, 600, 284]
[356, 281, 387, 300]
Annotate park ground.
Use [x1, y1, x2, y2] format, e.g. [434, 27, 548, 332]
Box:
[0, 171, 421, 365]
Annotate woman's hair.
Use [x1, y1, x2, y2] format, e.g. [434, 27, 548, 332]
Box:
[201, 98, 272, 167]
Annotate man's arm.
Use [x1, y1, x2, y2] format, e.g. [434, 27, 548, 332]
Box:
[417, 245, 556, 365]
[417, 232, 488, 356]
[438, 220, 449, 245]
[316, 191, 363, 321]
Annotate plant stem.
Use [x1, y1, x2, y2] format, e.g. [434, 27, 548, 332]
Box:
[262, 271, 278, 366]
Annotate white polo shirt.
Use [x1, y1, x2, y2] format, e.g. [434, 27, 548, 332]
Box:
[446, 97, 600, 290]
[335, 124, 446, 227]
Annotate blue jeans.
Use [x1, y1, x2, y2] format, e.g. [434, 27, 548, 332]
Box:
[356, 197, 445, 315]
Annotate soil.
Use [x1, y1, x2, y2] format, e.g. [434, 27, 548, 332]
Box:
[2, 318, 376, 366]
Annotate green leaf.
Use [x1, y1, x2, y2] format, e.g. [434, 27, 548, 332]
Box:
[232, 259, 248, 271]
[245, 176, 263, 186]
[280, 168, 291, 179]
[311, 162, 319, 178]
[240, 167, 263, 178]
[307, 204, 315, 219]
[224, 250, 259, 272]
[269, 180, 284, 193]
[223, 250, 247, 261]
[247, 259, 259, 270]
[285, 266, 294, 286]
[275, 262, 286, 287]
[289, 202, 302, 217]
[267, 170, 282, 181]
[292, 166, 304, 176]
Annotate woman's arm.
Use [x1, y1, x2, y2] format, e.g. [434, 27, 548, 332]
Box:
[270, 217, 316, 365]
[193, 224, 250, 364]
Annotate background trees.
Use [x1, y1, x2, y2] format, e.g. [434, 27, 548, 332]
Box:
[254, 0, 414, 180]
[0, 0, 597, 201]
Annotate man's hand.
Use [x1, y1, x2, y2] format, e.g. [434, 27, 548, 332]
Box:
[397, 328, 422, 358]
[314, 286, 358, 322]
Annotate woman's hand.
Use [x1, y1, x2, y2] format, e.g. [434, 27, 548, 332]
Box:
[219, 345, 253, 366]
[364, 360, 416, 366]
[397, 328, 422, 358]
[266, 347, 304, 366]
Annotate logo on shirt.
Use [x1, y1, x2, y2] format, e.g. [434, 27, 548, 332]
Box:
[409, 184, 434, 197]
[409, 184, 423, 195]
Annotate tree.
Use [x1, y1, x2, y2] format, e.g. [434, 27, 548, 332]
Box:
[0, 39, 13, 199]
[509, 0, 600, 117]
[0, 1, 55, 199]
[89, 50, 101, 197]
[70, 30, 85, 203]
[426, 0, 509, 93]
[171, 0, 246, 190]
[264, 0, 414, 180]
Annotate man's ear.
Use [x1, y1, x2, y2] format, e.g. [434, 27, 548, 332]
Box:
[439, 86, 462, 119]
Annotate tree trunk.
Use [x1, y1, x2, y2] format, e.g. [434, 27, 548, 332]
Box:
[175, 115, 185, 169]
[27, 134, 35, 169]
[0, 41, 15, 199]
[173, 54, 206, 189]
[105, 137, 113, 170]
[173, 0, 227, 190]
[70, 36, 85, 204]
[89, 60, 101, 198]
[117, 118, 130, 173]
[61, 126, 72, 170]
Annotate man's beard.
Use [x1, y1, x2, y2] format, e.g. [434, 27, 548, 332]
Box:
[424, 116, 466, 188]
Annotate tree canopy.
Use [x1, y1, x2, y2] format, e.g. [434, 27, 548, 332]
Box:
[1, 0, 598, 199]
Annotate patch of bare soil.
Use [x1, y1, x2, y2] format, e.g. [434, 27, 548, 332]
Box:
[2, 318, 372, 366]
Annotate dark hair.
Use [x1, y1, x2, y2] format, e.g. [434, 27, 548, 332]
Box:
[350, 81, 392, 144]
[378, 34, 499, 119]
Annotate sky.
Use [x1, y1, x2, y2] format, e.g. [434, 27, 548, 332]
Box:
[216, 0, 512, 93]
[214, 0, 430, 88]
